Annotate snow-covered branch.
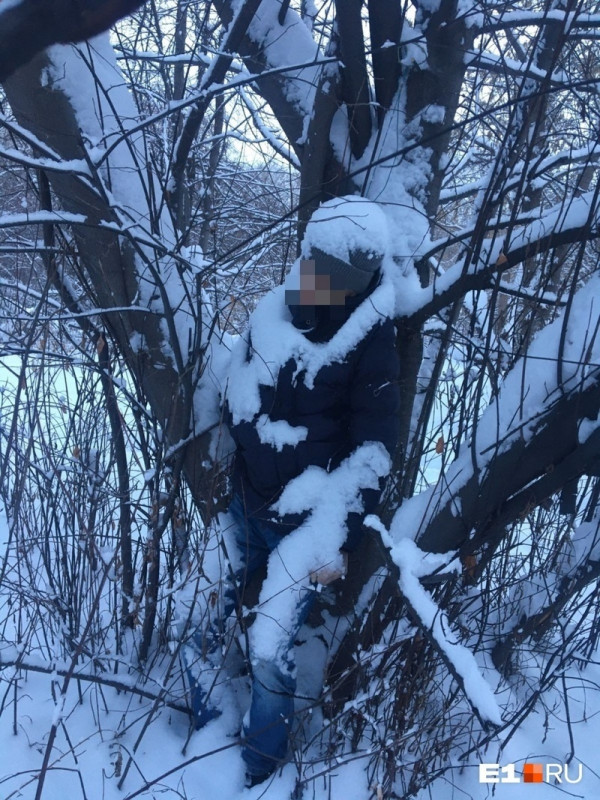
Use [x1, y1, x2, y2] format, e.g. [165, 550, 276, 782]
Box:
[381, 535, 501, 727]
[408, 190, 600, 324]
[393, 268, 600, 555]
[0, 0, 145, 81]
[440, 144, 600, 205]
[478, 9, 600, 37]
[465, 49, 569, 86]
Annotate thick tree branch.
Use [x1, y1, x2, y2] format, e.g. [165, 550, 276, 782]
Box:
[37, 168, 135, 622]
[405, 0, 477, 220]
[334, 0, 372, 160]
[212, 0, 311, 161]
[0, 0, 145, 81]
[297, 46, 354, 231]
[492, 558, 600, 675]
[368, 0, 403, 120]
[415, 377, 600, 556]
[3, 50, 217, 518]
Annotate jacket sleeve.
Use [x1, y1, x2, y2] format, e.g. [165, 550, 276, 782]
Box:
[342, 318, 401, 552]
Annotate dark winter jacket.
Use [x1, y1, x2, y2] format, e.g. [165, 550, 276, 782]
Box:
[225, 279, 400, 551]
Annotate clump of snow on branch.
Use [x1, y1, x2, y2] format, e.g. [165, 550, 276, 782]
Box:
[247, 0, 320, 119]
[368, 514, 502, 726]
[46, 36, 165, 240]
[249, 442, 391, 663]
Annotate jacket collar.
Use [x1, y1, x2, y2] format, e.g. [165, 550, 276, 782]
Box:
[287, 272, 381, 343]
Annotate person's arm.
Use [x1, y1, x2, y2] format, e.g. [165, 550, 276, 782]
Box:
[342, 317, 401, 552]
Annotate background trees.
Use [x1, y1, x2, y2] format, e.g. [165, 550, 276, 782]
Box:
[2, 1, 600, 798]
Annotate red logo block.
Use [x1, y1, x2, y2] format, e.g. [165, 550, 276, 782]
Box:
[523, 763, 544, 783]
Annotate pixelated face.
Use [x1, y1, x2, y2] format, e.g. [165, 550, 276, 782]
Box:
[284, 259, 354, 306]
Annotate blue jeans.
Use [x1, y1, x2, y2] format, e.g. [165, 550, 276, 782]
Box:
[227, 494, 315, 777]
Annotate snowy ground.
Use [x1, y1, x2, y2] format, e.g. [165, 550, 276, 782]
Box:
[2, 606, 600, 799]
[1, 284, 600, 796]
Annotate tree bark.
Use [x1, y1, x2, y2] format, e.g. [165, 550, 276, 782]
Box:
[0, 0, 145, 81]
[3, 52, 218, 518]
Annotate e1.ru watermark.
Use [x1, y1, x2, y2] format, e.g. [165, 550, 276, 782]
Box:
[479, 762, 583, 784]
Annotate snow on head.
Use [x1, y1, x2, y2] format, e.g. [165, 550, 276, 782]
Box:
[301, 195, 390, 262]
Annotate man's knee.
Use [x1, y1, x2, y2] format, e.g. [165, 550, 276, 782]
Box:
[251, 657, 295, 696]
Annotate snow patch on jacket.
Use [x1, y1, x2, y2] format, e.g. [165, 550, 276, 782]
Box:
[226, 259, 396, 426]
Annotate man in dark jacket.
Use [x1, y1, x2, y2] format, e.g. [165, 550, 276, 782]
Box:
[223, 197, 400, 786]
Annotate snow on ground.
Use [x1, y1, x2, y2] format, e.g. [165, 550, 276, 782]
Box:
[2, 277, 600, 799]
[2, 459, 600, 800]
[2, 633, 600, 799]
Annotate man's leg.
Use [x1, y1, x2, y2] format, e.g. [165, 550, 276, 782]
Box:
[242, 656, 295, 775]
[226, 496, 318, 779]
[189, 493, 260, 662]
[185, 495, 269, 728]
[223, 494, 273, 620]
[242, 586, 316, 779]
